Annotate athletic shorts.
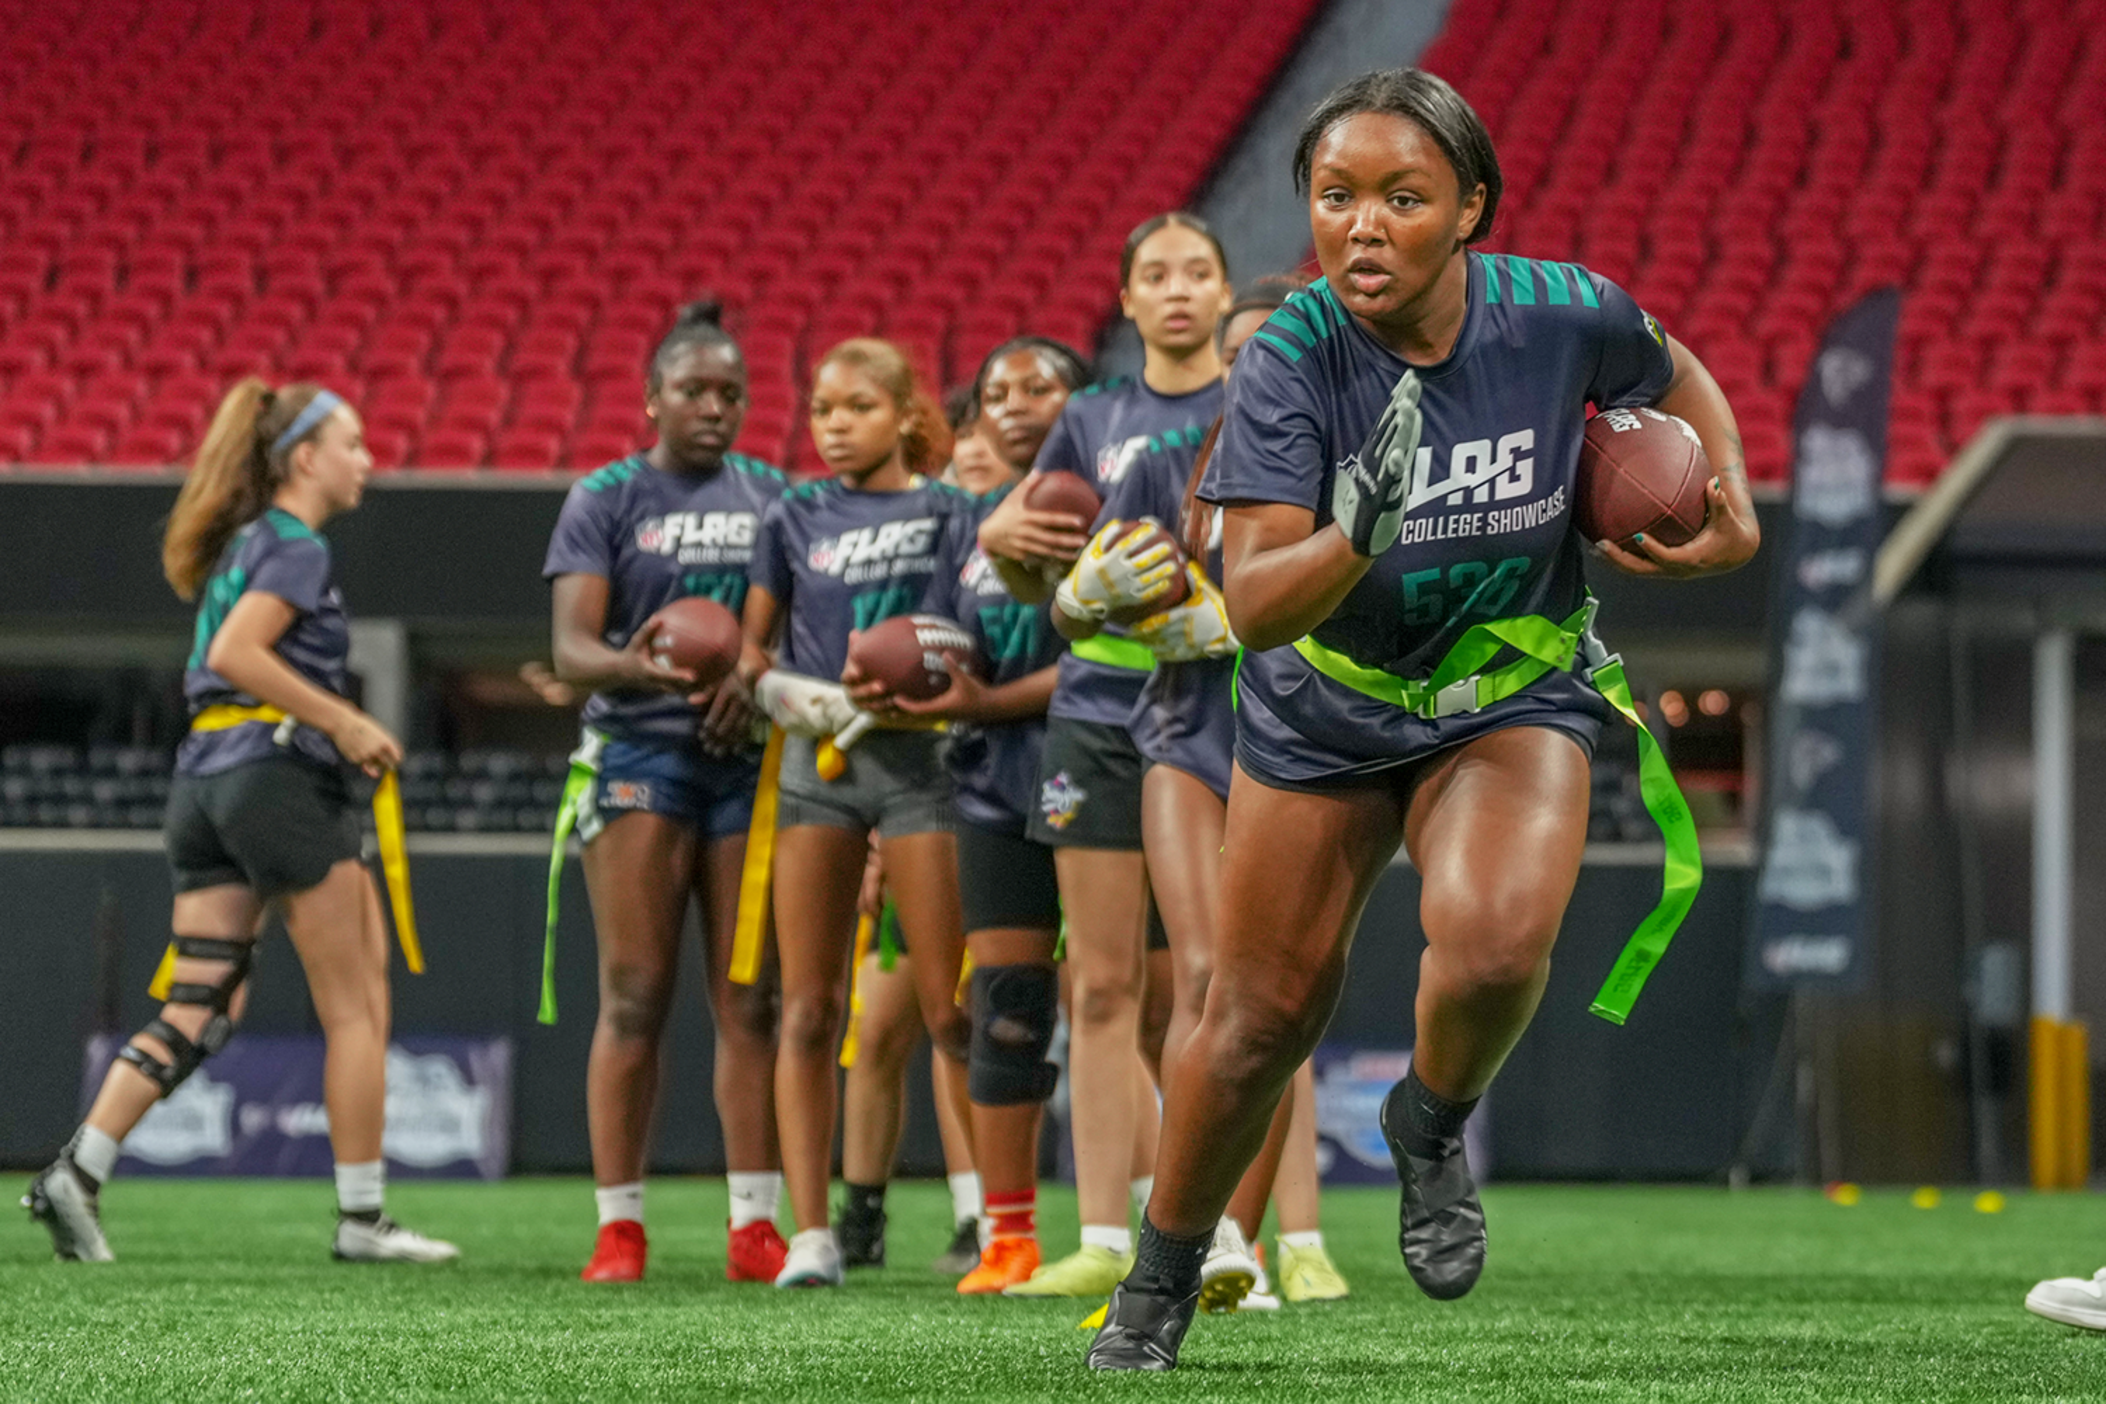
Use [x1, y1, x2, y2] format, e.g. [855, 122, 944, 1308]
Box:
[1027, 716, 1144, 850]
[165, 756, 362, 899]
[957, 818, 1061, 934]
[579, 733, 759, 843]
[776, 729, 953, 838]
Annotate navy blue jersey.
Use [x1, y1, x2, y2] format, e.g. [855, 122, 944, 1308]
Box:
[1203, 254, 1675, 782]
[922, 483, 1067, 833]
[177, 508, 350, 777]
[543, 453, 786, 745]
[1038, 374, 1224, 727]
[750, 475, 974, 683]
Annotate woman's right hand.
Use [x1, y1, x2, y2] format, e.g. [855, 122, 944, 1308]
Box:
[331, 710, 405, 778]
[977, 475, 1091, 570]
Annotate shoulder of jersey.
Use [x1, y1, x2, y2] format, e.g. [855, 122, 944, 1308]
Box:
[723, 452, 788, 486]
[261, 507, 325, 549]
[1070, 373, 1135, 400]
[578, 456, 648, 494]
[1476, 251, 1606, 317]
[782, 475, 839, 503]
[923, 478, 978, 508]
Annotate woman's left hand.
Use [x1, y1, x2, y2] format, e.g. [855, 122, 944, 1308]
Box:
[693, 672, 758, 756]
[890, 658, 991, 724]
[1593, 475, 1761, 578]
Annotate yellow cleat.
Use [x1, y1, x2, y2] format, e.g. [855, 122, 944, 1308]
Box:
[1277, 1238, 1350, 1303]
[1002, 1243, 1134, 1298]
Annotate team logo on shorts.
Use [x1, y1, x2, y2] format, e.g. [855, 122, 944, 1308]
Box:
[1039, 772, 1086, 830]
[604, 780, 651, 810]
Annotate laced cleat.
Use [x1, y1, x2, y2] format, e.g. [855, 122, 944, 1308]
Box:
[333, 1214, 460, 1263]
[581, 1220, 647, 1282]
[1277, 1238, 1350, 1303]
[23, 1158, 113, 1263]
[1197, 1217, 1258, 1314]
[835, 1198, 886, 1268]
[957, 1236, 1039, 1294]
[1379, 1079, 1486, 1300]
[1085, 1283, 1198, 1372]
[775, 1227, 845, 1287]
[1002, 1243, 1133, 1297]
[931, 1216, 981, 1275]
[725, 1219, 788, 1283]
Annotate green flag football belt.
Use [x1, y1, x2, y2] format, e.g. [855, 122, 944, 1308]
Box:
[1282, 596, 1701, 1025]
[1070, 632, 1156, 671]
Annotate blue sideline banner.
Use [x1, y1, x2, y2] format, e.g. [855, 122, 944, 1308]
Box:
[1311, 1044, 1491, 1184]
[81, 1034, 512, 1179]
[1745, 287, 1900, 993]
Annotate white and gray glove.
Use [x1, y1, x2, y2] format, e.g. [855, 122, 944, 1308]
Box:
[1054, 519, 1180, 623]
[1331, 368, 1422, 557]
[1130, 563, 1238, 662]
[754, 669, 865, 739]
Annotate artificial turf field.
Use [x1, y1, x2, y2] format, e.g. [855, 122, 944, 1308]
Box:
[3, 1179, 2104, 1402]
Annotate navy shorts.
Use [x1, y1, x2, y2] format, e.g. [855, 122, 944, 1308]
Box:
[579, 733, 759, 842]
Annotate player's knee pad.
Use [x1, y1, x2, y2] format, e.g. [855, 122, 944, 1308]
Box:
[967, 963, 1059, 1106]
[118, 936, 250, 1097]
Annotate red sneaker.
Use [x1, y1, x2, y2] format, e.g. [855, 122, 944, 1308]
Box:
[726, 1219, 789, 1282]
[581, 1220, 647, 1282]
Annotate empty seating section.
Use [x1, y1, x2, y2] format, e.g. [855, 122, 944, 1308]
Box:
[0, 0, 1318, 473]
[1421, 0, 2106, 484]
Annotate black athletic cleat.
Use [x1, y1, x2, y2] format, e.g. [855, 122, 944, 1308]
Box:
[23, 1157, 113, 1263]
[835, 1198, 886, 1269]
[1379, 1080, 1486, 1300]
[931, 1216, 980, 1275]
[1085, 1283, 1198, 1372]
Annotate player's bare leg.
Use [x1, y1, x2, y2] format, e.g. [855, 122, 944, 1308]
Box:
[837, 949, 920, 1267]
[698, 830, 786, 1282]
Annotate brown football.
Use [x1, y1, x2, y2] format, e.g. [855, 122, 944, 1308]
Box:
[1022, 470, 1104, 527]
[643, 596, 742, 688]
[1574, 407, 1712, 549]
[1101, 519, 1191, 626]
[847, 613, 983, 701]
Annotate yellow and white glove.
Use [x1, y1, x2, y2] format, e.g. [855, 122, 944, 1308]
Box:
[754, 669, 867, 739]
[1054, 520, 1180, 623]
[1130, 563, 1238, 662]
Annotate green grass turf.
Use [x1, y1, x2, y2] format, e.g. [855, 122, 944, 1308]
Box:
[3, 1179, 2104, 1402]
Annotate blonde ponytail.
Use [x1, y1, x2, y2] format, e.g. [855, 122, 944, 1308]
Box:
[161, 379, 330, 599]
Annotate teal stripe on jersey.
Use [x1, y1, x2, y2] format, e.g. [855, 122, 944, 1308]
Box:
[1542, 262, 1573, 305]
[1506, 255, 1537, 306]
[1252, 330, 1303, 363]
[1558, 263, 1599, 308]
[1270, 306, 1322, 350]
[1482, 255, 1502, 304]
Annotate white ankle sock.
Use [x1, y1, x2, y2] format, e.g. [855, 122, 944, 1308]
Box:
[1080, 1224, 1132, 1256]
[1129, 1175, 1154, 1215]
[335, 1160, 385, 1215]
[947, 1171, 982, 1227]
[1280, 1230, 1324, 1250]
[596, 1181, 644, 1227]
[71, 1126, 120, 1185]
[727, 1172, 780, 1229]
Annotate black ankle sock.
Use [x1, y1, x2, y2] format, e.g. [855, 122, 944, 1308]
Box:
[1130, 1215, 1211, 1298]
[844, 1182, 886, 1219]
[1395, 1067, 1480, 1156]
[339, 1208, 382, 1225]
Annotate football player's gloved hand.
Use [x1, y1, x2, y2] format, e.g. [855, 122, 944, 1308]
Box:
[1130, 563, 1238, 662]
[1054, 520, 1180, 623]
[1331, 368, 1422, 557]
[754, 670, 866, 738]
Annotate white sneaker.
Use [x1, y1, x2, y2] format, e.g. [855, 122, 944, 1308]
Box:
[23, 1159, 113, 1263]
[1242, 1258, 1282, 1311]
[1198, 1217, 1257, 1314]
[2026, 1268, 2106, 1329]
[333, 1214, 461, 1263]
[775, 1227, 845, 1288]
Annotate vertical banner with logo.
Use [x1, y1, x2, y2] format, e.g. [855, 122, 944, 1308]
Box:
[82, 1034, 512, 1178]
[1746, 287, 1900, 992]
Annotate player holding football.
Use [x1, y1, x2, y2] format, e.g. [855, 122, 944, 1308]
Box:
[543, 301, 790, 1284]
[1089, 69, 1758, 1369]
[25, 380, 455, 1264]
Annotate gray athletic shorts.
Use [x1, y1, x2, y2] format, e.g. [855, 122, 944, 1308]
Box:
[776, 729, 953, 838]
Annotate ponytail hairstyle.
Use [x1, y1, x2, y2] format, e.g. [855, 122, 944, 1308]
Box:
[648, 296, 743, 390]
[814, 338, 953, 475]
[1118, 212, 1230, 290]
[971, 335, 1092, 403]
[1293, 69, 1501, 245]
[162, 378, 334, 600]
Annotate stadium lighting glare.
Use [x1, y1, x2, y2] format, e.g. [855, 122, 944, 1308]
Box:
[1659, 690, 1689, 726]
[1698, 689, 1730, 716]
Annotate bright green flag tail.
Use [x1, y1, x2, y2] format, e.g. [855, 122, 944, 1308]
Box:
[877, 899, 902, 971]
[539, 759, 596, 1026]
[1585, 657, 1703, 1025]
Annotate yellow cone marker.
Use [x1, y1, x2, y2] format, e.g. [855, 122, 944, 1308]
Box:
[1975, 1190, 2006, 1214]
[1826, 1182, 1861, 1206]
[1076, 1304, 1108, 1331]
[1911, 1186, 1941, 1209]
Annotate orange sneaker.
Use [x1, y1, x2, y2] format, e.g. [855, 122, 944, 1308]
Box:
[581, 1220, 646, 1282]
[726, 1219, 789, 1282]
[957, 1236, 1041, 1295]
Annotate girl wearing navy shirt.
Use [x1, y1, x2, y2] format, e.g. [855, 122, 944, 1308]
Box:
[543, 302, 788, 1285]
[28, 380, 455, 1266]
[1090, 69, 1759, 1370]
[741, 338, 975, 1287]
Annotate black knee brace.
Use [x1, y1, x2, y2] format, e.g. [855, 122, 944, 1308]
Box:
[118, 937, 251, 1096]
[967, 963, 1059, 1106]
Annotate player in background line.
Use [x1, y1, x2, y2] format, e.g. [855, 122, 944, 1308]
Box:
[1090, 68, 1757, 1369]
[543, 301, 788, 1284]
[25, 380, 456, 1264]
[740, 339, 976, 1288]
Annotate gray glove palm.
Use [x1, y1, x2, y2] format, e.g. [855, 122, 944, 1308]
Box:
[1331, 369, 1422, 557]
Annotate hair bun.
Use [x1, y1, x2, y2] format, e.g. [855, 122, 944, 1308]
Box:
[675, 298, 725, 328]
